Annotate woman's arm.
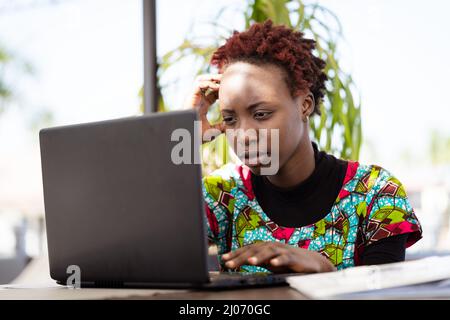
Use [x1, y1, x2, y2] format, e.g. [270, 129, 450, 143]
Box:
[219, 234, 410, 274]
[360, 233, 409, 265]
[221, 242, 336, 273]
[183, 73, 224, 143]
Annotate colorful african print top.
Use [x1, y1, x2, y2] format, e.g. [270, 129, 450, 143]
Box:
[202, 161, 423, 272]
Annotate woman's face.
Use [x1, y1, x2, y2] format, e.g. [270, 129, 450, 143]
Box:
[218, 61, 312, 175]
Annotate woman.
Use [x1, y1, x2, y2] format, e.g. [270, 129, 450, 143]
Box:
[184, 19, 422, 274]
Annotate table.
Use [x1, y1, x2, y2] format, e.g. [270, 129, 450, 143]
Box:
[0, 285, 307, 300]
[0, 257, 307, 300]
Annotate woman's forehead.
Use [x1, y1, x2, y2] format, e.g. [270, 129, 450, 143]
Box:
[219, 62, 289, 108]
[222, 61, 285, 82]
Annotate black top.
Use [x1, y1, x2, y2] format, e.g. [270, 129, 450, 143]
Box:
[251, 141, 408, 265]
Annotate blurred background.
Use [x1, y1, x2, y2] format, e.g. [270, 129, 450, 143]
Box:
[0, 0, 449, 283]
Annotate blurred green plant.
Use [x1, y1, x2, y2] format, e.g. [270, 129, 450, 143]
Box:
[151, 0, 362, 174]
[0, 43, 55, 132]
[0, 44, 13, 114]
[1, 0, 64, 125]
[430, 130, 450, 165]
[0, 44, 34, 114]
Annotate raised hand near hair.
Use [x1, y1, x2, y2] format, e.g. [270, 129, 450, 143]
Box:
[184, 74, 225, 143]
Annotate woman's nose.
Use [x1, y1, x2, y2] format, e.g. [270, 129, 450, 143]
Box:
[235, 123, 259, 149]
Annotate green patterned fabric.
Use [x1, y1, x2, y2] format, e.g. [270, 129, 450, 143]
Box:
[202, 161, 422, 272]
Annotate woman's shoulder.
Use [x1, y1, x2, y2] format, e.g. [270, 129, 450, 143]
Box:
[344, 161, 407, 196]
[350, 162, 423, 248]
[202, 163, 256, 201]
[202, 163, 241, 194]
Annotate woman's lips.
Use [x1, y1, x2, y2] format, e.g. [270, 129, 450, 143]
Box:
[240, 151, 271, 166]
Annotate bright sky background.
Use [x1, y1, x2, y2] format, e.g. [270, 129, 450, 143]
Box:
[0, 0, 449, 216]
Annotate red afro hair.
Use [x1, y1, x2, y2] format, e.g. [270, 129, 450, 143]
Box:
[210, 19, 327, 116]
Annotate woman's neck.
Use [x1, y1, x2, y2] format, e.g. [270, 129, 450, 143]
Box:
[266, 137, 315, 189]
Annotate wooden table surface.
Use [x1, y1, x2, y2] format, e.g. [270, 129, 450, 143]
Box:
[0, 284, 307, 300]
[130, 285, 308, 300]
[1, 257, 308, 300]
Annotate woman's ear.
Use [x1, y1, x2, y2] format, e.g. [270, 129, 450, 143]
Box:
[295, 92, 315, 122]
[304, 92, 315, 116]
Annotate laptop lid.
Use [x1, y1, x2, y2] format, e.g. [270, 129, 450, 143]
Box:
[39, 110, 209, 286]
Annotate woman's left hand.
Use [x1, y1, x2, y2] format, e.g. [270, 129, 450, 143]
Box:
[221, 242, 336, 273]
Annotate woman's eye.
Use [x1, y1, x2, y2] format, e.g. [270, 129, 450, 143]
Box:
[222, 116, 236, 125]
[254, 111, 272, 120]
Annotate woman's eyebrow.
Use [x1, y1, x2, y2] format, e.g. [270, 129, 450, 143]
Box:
[221, 101, 269, 112]
[247, 101, 269, 110]
[221, 108, 235, 113]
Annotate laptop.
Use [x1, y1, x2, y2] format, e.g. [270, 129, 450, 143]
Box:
[39, 109, 292, 289]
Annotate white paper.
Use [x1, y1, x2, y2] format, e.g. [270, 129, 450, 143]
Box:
[286, 255, 450, 299]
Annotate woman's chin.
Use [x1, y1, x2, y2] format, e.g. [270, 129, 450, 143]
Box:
[246, 165, 262, 175]
[241, 159, 278, 176]
[241, 154, 270, 166]
[243, 159, 261, 167]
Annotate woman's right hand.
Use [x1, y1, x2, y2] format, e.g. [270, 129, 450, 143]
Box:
[184, 74, 224, 143]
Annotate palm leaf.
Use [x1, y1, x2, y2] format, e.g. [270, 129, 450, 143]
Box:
[152, 0, 362, 174]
